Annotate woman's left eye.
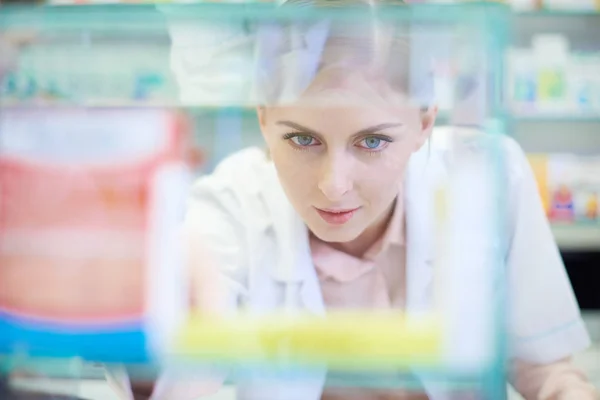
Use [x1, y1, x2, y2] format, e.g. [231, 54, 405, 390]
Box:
[356, 136, 390, 150]
[289, 135, 320, 147]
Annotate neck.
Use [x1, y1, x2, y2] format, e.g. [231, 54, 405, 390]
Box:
[328, 199, 396, 258]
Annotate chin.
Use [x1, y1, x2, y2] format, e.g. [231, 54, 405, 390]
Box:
[307, 221, 364, 243]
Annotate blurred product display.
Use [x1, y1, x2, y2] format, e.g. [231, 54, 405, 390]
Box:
[540, 0, 600, 11]
[507, 35, 600, 118]
[528, 154, 600, 224]
[0, 44, 176, 106]
[508, 8, 600, 256]
[0, 108, 196, 363]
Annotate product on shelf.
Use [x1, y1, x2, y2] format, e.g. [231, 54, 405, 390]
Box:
[0, 43, 177, 106]
[507, 48, 537, 113]
[507, 35, 600, 117]
[576, 188, 598, 220]
[0, 108, 195, 362]
[550, 184, 575, 222]
[542, 0, 599, 10]
[534, 35, 569, 112]
[527, 153, 600, 224]
[506, 0, 543, 10]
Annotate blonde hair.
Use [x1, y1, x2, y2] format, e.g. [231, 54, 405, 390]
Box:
[254, 0, 423, 107]
[162, 0, 442, 107]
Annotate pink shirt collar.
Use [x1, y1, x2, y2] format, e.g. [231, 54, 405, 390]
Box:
[310, 195, 405, 282]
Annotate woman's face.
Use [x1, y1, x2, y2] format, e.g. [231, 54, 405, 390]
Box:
[259, 98, 436, 243]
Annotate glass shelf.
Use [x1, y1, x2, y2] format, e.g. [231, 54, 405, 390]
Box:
[516, 9, 600, 16]
[0, 2, 510, 29]
[512, 114, 600, 123]
[1, 1, 510, 108]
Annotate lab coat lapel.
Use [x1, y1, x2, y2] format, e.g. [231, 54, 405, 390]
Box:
[405, 139, 456, 400]
[259, 163, 326, 315]
[239, 164, 326, 400]
[404, 146, 437, 313]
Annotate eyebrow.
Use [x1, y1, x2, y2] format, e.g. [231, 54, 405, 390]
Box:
[277, 121, 321, 137]
[353, 123, 404, 138]
[276, 121, 404, 139]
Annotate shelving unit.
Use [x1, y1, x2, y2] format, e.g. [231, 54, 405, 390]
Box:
[0, 4, 597, 399]
[0, 3, 513, 399]
[507, 7, 600, 252]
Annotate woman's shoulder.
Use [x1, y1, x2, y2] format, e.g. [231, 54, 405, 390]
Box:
[429, 126, 530, 179]
[212, 147, 269, 178]
[190, 147, 274, 201]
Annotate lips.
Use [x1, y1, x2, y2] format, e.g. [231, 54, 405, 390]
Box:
[314, 207, 360, 225]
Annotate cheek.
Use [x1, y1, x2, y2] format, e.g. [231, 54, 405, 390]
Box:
[356, 148, 411, 202]
[363, 162, 404, 194]
[271, 149, 317, 199]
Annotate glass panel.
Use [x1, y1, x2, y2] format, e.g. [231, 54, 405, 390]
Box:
[0, 3, 511, 398]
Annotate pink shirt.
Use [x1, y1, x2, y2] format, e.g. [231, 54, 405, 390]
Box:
[311, 198, 428, 400]
[311, 197, 406, 312]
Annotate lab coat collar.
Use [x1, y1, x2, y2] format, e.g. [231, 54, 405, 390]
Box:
[259, 162, 312, 284]
[403, 144, 440, 312]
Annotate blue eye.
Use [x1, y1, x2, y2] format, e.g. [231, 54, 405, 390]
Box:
[288, 134, 320, 147]
[296, 135, 314, 146]
[356, 136, 390, 150]
[364, 137, 381, 149]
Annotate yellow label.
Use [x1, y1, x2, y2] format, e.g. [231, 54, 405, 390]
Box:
[173, 312, 442, 368]
[527, 154, 550, 215]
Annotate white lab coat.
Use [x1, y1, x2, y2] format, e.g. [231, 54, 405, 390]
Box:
[107, 127, 590, 400]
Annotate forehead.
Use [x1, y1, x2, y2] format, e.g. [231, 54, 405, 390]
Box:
[264, 67, 423, 137]
[302, 67, 411, 106]
[266, 103, 420, 135]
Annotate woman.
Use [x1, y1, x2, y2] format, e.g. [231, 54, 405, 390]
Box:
[112, 2, 599, 399]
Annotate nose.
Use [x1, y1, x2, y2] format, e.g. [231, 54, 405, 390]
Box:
[317, 152, 353, 202]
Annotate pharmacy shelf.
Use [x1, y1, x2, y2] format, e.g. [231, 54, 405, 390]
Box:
[512, 114, 600, 123]
[1, 2, 511, 109]
[0, 2, 511, 29]
[10, 377, 120, 400]
[513, 9, 600, 50]
[511, 119, 600, 153]
[1, 356, 109, 381]
[552, 224, 600, 250]
[516, 9, 600, 16]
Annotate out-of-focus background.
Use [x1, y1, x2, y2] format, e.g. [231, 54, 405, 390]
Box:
[0, 0, 599, 398]
[506, 6, 600, 397]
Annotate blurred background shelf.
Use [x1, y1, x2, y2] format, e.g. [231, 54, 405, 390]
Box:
[552, 225, 600, 250]
[0, 2, 511, 27]
[516, 9, 600, 17]
[512, 114, 600, 122]
[506, 2, 600, 289]
[512, 120, 600, 153]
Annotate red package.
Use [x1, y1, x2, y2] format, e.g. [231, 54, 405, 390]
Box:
[0, 108, 195, 325]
